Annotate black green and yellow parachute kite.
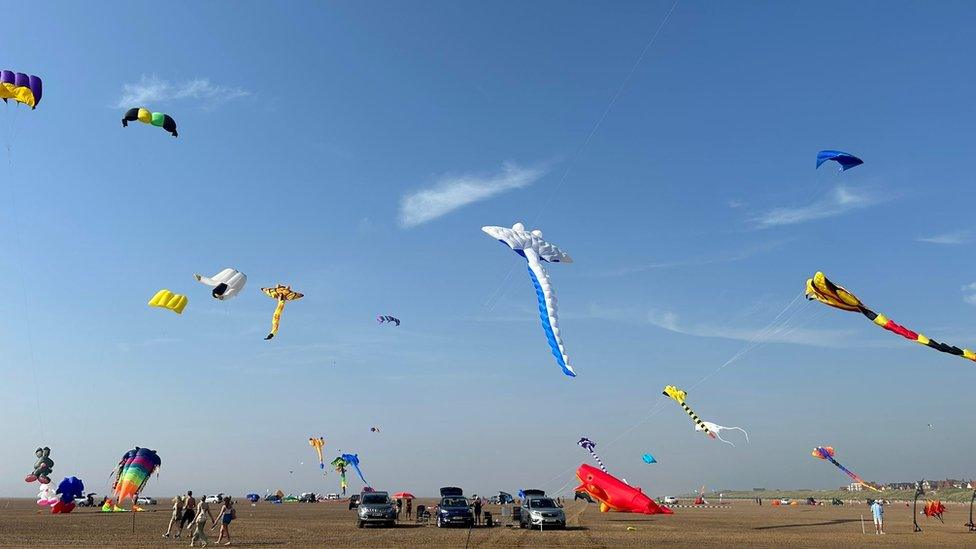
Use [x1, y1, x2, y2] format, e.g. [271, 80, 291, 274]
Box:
[807, 271, 976, 363]
[122, 108, 178, 137]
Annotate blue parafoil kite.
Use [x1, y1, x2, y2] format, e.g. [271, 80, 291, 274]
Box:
[816, 150, 863, 171]
[642, 453, 657, 464]
[341, 453, 367, 486]
[482, 222, 575, 377]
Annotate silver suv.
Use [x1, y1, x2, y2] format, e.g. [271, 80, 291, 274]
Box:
[357, 491, 396, 528]
[520, 495, 566, 529]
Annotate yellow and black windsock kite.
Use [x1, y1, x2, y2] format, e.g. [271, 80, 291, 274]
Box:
[262, 284, 303, 340]
[662, 385, 711, 436]
[806, 271, 976, 363]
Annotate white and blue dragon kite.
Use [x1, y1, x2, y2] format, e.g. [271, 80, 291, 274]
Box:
[482, 222, 575, 377]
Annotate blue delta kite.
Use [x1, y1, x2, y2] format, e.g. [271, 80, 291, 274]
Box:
[482, 222, 575, 377]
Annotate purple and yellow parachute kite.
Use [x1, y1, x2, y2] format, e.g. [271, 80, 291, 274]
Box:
[111, 447, 161, 504]
[0, 71, 42, 109]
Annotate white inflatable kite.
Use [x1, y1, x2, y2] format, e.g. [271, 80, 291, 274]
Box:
[194, 268, 247, 300]
[482, 222, 575, 377]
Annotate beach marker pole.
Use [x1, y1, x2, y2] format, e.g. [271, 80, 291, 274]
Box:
[860, 514, 864, 534]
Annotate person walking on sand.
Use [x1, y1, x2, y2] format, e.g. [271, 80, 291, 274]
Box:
[871, 499, 884, 535]
[406, 498, 412, 519]
[473, 497, 483, 525]
[190, 495, 215, 547]
[181, 491, 197, 535]
[395, 498, 403, 521]
[213, 496, 236, 546]
[163, 494, 185, 538]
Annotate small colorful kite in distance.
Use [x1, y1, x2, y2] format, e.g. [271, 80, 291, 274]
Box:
[807, 271, 976, 364]
[811, 446, 879, 492]
[641, 454, 657, 464]
[122, 108, 178, 137]
[816, 150, 863, 171]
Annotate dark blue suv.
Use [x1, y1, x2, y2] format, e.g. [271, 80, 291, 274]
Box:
[436, 487, 473, 528]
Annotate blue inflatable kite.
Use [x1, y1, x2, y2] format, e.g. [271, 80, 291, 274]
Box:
[341, 453, 367, 486]
[816, 150, 863, 171]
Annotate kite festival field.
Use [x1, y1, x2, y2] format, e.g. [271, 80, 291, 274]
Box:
[1, 497, 973, 547]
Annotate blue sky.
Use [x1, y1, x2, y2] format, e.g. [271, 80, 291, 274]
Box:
[3, 1, 976, 499]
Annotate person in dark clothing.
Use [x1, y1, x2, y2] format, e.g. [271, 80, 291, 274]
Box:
[395, 498, 403, 521]
[473, 498, 483, 525]
[405, 498, 412, 519]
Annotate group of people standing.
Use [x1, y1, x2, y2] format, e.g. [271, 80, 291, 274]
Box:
[163, 490, 236, 546]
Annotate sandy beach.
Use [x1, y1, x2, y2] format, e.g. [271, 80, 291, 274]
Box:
[1, 497, 973, 547]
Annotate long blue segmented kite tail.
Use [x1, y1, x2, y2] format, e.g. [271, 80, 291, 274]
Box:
[526, 264, 574, 377]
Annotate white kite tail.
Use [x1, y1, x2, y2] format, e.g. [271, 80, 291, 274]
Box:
[524, 249, 574, 377]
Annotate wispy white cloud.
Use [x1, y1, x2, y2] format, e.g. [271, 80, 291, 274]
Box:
[750, 186, 884, 228]
[963, 283, 976, 306]
[114, 75, 249, 108]
[398, 162, 546, 228]
[916, 230, 972, 245]
[582, 303, 853, 347]
[589, 239, 789, 277]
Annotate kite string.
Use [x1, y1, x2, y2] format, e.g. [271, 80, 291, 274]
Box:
[531, 0, 681, 224]
[539, 292, 810, 491]
[5, 135, 44, 440]
[482, 0, 681, 311]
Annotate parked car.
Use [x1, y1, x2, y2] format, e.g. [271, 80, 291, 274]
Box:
[663, 496, 678, 505]
[357, 491, 396, 528]
[299, 492, 317, 503]
[779, 499, 791, 505]
[204, 494, 224, 504]
[324, 493, 340, 500]
[436, 487, 473, 528]
[518, 491, 565, 529]
[348, 494, 360, 509]
[136, 496, 157, 505]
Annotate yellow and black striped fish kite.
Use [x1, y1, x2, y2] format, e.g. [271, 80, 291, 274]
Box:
[806, 271, 976, 363]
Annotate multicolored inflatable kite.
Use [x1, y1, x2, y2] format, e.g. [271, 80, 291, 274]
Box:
[111, 447, 161, 504]
[25, 447, 54, 484]
[807, 271, 976, 364]
[122, 108, 178, 137]
[262, 284, 303, 339]
[0, 71, 42, 109]
[330, 456, 348, 495]
[811, 446, 879, 492]
[482, 222, 575, 377]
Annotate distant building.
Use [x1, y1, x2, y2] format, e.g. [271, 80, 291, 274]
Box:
[846, 483, 863, 492]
